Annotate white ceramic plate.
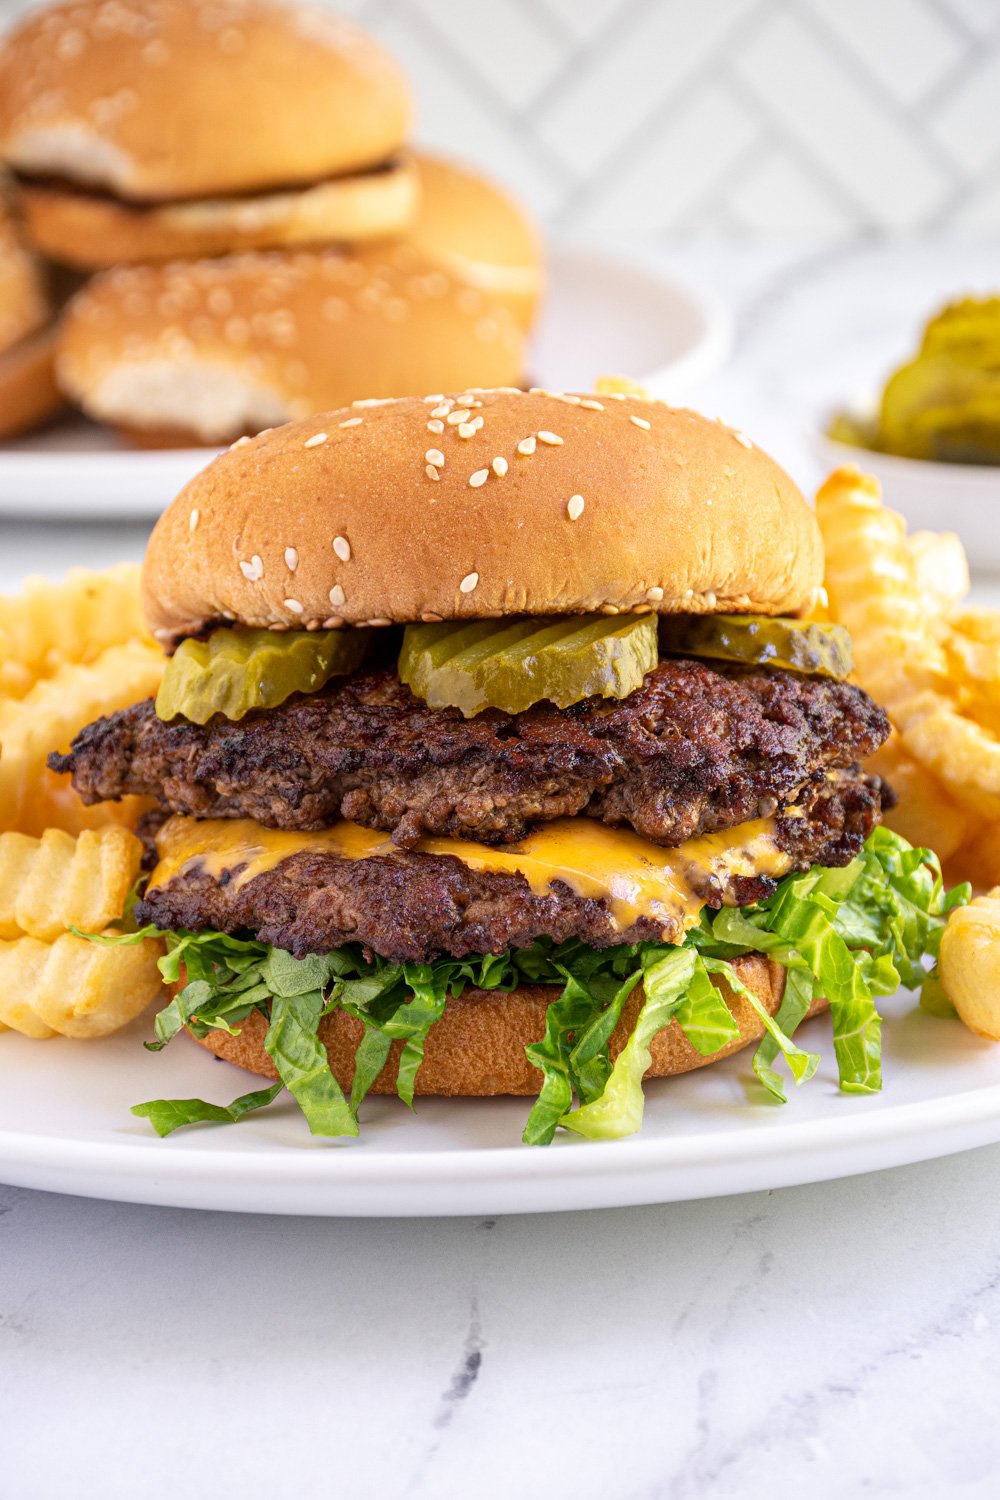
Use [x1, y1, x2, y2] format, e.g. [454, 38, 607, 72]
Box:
[0, 243, 731, 520]
[812, 423, 1000, 572]
[1, 989, 998, 1215]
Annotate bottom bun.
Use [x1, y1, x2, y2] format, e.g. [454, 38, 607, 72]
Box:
[0, 325, 62, 440]
[194, 955, 826, 1097]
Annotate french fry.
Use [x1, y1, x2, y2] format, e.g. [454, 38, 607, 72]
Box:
[816, 466, 950, 710]
[908, 530, 970, 614]
[817, 466, 1000, 822]
[867, 738, 971, 861]
[0, 639, 164, 832]
[0, 826, 143, 942]
[939, 890, 1000, 1040]
[0, 564, 149, 702]
[0, 931, 164, 1039]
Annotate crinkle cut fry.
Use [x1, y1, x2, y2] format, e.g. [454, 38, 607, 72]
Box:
[0, 931, 164, 1039]
[0, 826, 143, 942]
[0, 564, 149, 701]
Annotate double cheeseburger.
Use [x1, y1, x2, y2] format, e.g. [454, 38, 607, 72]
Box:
[50, 390, 957, 1143]
[0, 0, 414, 268]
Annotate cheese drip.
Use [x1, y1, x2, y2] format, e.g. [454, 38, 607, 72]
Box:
[149, 815, 791, 940]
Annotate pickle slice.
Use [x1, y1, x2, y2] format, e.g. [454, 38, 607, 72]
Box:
[399, 614, 659, 717]
[155, 627, 370, 724]
[661, 614, 854, 679]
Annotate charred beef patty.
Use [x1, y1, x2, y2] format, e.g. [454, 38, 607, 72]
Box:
[53, 661, 890, 849]
[136, 770, 884, 961]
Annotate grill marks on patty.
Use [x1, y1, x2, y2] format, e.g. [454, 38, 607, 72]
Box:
[51, 660, 890, 849]
[135, 770, 885, 962]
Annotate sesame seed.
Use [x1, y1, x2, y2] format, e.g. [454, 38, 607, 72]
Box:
[431, 405, 451, 418]
[284, 547, 298, 572]
[425, 464, 440, 481]
[421, 612, 443, 622]
[304, 432, 327, 448]
[733, 430, 753, 449]
[600, 604, 620, 615]
[567, 494, 585, 521]
[517, 437, 536, 456]
[323, 617, 344, 629]
[427, 419, 445, 434]
[239, 555, 264, 582]
[492, 456, 508, 477]
[284, 598, 304, 614]
[703, 591, 718, 609]
[447, 409, 471, 425]
[537, 431, 563, 446]
[339, 417, 363, 428]
[333, 536, 351, 562]
[460, 572, 479, 593]
[630, 415, 651, 430]
[581, 399, 604, 411]
[189, 508, 199, 532]
[230, 435, 251, 449]
[457, 422, 477, 439]
[425, 449, 445, 467]
[469, 469, 489, 488]
[423, 395, 445, 404]
[329, 584, 346, 608]
[646, 586, 665, 602]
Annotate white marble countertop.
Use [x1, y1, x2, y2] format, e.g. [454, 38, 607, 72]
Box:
[3, 236, 1000, 1499]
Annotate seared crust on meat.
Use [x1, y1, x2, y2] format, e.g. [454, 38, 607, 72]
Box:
[51, 660, 890, 849]
[135, 770, 884, 962]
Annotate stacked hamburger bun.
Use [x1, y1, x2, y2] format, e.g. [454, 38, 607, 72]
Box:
[0, 0, 541, 445]
[0, 0, 414, 266]
[0, 188, 62, 439]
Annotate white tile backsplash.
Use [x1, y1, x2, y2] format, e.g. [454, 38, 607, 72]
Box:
[0, 0, 997, 238]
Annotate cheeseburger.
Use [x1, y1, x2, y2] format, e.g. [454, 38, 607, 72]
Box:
[50, 390, 960, 1143]
[0, 0, 414, 268]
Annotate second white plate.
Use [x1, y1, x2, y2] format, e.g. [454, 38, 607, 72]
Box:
[0, 243, 731, 520]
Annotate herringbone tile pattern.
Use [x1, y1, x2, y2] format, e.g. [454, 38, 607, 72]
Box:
[1, 0, 998, 235]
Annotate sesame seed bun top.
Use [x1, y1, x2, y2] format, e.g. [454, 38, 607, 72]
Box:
[56, 246, 528, 444]
[141, 389, 824, 642]
[0, 0, 410, 199]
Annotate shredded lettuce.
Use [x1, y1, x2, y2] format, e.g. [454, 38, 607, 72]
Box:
[117, 828, 968, 1144]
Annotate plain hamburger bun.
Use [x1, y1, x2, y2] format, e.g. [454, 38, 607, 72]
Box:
[140, 388, 824, 641]
[16, 157, 420, 269]
[56, 248, 527, 445]
[407, 154, 542, 330]
[0, 324, 64, 440]
[0, 0, 410, 200]
[0, 193, 48, 355]
[194, 956, 826, 1096]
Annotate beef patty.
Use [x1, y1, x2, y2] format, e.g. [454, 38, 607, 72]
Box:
[137, 770, 884, 961]
[52, 661, 890, 850]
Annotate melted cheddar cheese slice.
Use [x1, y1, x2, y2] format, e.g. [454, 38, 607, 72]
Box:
[149, 814, 791, 940]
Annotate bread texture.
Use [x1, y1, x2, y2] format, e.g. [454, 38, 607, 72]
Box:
[56, 249, 527, 445]
[0, 324, 63, 440]
[0, 195, 48, 355]
[0, 0, 410, 198]
[194, 955, 822, 1096]
[17, 157, 419, 269]
[408, 154, 542, 329]
[139, 389, 824, 640]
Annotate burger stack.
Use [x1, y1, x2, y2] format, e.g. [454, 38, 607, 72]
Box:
[0, 0, 542, 445]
